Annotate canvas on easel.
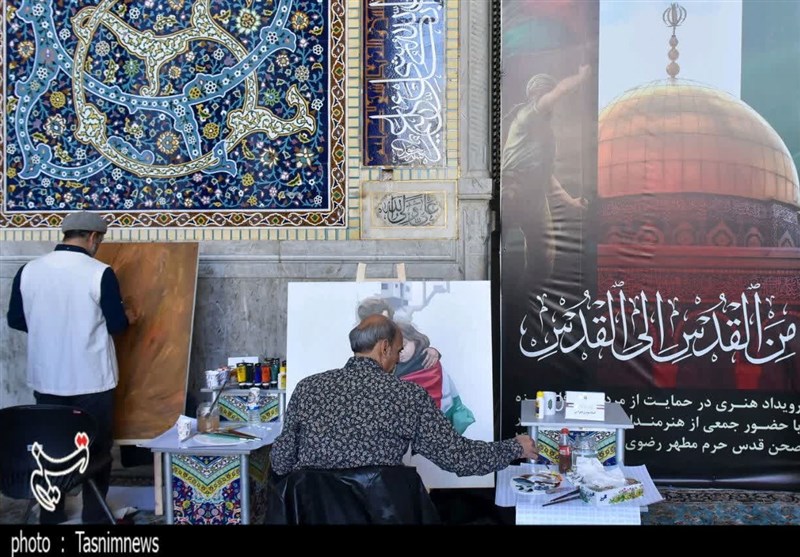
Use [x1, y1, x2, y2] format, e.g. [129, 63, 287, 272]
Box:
[286, 277, 495, 489]
[96, 243, 199, 442]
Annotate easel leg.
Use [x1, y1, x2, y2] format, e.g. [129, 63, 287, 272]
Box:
[153, 452, 163, 516]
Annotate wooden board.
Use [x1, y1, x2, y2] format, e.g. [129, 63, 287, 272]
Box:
[96, 243, 199, 441]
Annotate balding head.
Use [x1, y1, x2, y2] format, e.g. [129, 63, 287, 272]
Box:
[349, 314, 403, 373]
[349, 314, 398, 353]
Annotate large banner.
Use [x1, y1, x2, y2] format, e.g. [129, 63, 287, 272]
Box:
[499, 0, 800, 486]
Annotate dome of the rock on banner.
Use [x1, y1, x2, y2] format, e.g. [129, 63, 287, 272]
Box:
[598, 79, 799, 207]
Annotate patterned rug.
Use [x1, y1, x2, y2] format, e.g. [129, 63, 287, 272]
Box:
[640, 487, 800, 525]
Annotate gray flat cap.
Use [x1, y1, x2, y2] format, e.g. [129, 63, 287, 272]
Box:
[61, 211, 108, 234]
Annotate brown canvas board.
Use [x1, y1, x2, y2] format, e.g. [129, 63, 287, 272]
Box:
[96, 243, 199, 441]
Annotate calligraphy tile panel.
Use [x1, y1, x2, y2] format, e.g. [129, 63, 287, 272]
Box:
[363, 0, 446, 167]
[2, 0, 346, 229]
[361, 180, 456, 239]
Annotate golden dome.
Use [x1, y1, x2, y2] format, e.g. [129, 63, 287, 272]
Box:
[598, 79, 799, 207]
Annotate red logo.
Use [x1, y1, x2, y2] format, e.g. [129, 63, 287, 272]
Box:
[75, 433, 89, 448]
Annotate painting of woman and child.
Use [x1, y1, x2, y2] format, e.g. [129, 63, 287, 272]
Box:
[286, 281, 495, 488]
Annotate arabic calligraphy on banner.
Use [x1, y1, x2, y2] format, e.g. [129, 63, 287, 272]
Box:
[363, 0, 445, 166]
[519, 282, 798, 365]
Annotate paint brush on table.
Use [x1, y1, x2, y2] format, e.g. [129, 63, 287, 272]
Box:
[205, 431, 258, 442]
[541, 488, 581, 507]
[207, 373, 230, 415]
[215, 428, 260, 440]
[184, 428, 260, 442]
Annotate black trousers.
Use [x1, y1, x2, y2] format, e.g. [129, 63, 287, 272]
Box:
[34, 389, 115, 524]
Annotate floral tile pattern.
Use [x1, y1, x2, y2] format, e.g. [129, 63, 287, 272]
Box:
[3, 0, 346, 228]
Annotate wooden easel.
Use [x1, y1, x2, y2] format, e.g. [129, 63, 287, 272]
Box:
[355, 263, 406, 282]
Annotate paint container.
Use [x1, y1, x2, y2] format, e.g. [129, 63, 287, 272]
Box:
[197, 402, 220, 433]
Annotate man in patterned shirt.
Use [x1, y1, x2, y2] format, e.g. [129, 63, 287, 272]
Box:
[271, 314, 538, 477]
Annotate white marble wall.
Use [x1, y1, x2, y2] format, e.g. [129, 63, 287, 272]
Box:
[0, 0, 494, 411]
[0, 238, 482, 409]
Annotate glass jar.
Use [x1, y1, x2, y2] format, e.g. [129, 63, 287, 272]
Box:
[571, 433, 599, 473]
[196, 402, 220, 433]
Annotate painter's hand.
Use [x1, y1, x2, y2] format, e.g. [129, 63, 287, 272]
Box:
[578, 64, 591, 82]
[422, 347, 440, 368]
[516, 434, 539, 460]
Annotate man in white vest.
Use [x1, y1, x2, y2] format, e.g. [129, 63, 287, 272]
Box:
[6, 211, 137, 524]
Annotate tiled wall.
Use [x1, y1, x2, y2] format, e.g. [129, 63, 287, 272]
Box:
[0, 0, 491, 410]
[0, 0, 461, 243]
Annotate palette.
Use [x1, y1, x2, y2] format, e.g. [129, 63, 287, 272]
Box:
[510, 471, 563, 495]
[193, 433, 248, 446]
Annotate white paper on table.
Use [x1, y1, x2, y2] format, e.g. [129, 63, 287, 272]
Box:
[517, 497, 641, 525]
[496, 464, 663, 514]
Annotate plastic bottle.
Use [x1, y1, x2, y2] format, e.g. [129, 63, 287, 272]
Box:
[247, 387, 261, 426]
[536, 391, 545, 419]
[558, 428, 572, 474]
[278, 361, 287, 391]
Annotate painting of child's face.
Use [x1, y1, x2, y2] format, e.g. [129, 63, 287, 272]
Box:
[399, 338, 416, 363]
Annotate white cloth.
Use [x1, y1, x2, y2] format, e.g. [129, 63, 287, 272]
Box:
[21, 250, 118, 395]
[573, 457, 627, 488]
